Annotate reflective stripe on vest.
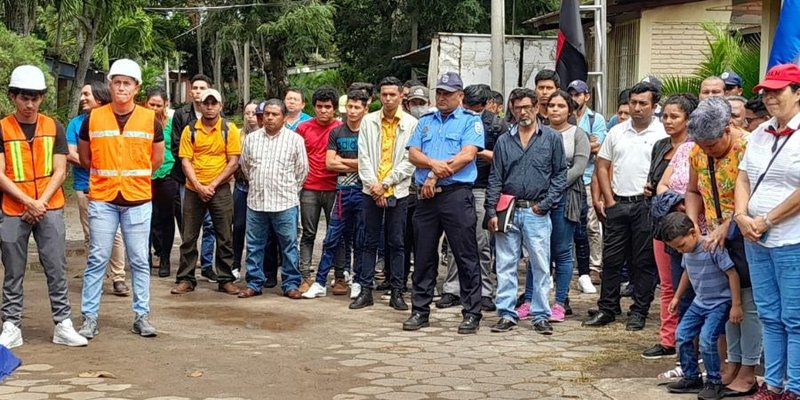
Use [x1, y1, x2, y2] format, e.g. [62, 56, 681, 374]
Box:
[90, 168, 151, 177]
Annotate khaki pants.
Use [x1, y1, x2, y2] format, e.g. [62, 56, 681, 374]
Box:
[585, 185, 603, 268]
[76, 191, 126, 282]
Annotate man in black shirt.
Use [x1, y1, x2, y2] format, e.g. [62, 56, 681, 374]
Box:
[438, 84, 506, 312]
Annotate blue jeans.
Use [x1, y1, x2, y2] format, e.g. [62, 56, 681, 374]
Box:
[245, 206, 301, 293]
[745, 241, 800, 393]
[495, 208, 552, 322]
[82, 201, 152, 317]
[550, 201, 576, 305]
[179, 185, 215, 270]
[316, 189, 364, 286]
[675, 302, 730, 384]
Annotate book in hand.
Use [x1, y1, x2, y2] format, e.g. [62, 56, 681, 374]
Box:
[495, 194, 517, 233]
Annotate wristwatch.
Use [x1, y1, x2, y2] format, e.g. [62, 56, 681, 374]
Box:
[760, 214, 774, 228]
[427, 171, 436, 179]
[382, 183, 390, 190]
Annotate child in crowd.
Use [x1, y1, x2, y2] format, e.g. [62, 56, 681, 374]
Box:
[661, 212, 742, 400]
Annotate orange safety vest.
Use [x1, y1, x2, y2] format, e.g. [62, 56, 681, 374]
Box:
[88, 104, 155, 202]
[0, 114, 65, 216]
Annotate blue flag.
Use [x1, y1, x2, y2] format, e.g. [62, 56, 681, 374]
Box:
[769, 0, 800, 68]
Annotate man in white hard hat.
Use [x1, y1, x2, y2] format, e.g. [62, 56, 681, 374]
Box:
[78, 58, 165, 338]
[0, 65, 88, 348]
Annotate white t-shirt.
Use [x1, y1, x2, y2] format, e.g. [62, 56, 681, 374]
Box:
[597, 118, 668, 197]
[740, 113, 800, 247]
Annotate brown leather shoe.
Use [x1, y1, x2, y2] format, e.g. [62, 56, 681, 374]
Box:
[298, 277, 314, 294]
[332, 278, 348, 296]
[285, 289, 302, 299]
[238, 287, 262, 298]
[112, 281, 131, 296]
[219, 282, 241, 295]
[170, 281, 194, 295]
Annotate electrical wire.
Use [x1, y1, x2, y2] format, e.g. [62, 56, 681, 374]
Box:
[144, 1, 303, 12]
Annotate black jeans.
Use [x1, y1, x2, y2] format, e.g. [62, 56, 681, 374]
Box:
[597, 199, 658, 317]
[177, 185, 236, 286]
[411, 186, 481, 319]
[573, 195, 591, 276]
[358, 194, 408, 290]
[403, 192, 417, 286]
[150, 177, 179, 262]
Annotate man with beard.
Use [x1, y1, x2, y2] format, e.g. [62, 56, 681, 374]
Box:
[486, 88, 566, 335]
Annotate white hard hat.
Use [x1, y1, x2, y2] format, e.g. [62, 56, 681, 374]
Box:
[107, 58, 142, 84]
[9, 65, 47, 91]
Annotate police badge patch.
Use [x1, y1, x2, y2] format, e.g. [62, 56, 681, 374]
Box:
[474, 121, 483, 135]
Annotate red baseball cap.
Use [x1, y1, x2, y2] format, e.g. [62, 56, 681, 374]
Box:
[753, 64, 800, 93]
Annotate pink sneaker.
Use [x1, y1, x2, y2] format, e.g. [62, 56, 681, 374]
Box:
[549, 303, 566, 322]
[515, 302, 531, 320]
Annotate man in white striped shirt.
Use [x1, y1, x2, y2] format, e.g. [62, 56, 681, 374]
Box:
[238, 99, 309, 299]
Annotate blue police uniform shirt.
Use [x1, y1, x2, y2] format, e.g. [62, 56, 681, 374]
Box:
[406, 107, 485, 186]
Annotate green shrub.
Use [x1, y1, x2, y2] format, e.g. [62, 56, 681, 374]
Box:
[0, 26, 56, 117]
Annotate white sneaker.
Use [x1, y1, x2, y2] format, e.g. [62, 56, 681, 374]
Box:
[344, 270, 352, 286]
[53, 319, 88, 347]
[578, 275, 597, 294]
[301, 282, 326, 299]
[232, 269, 241, 281]
[350, 283, 361, 299]
[0, 321, 22, 349]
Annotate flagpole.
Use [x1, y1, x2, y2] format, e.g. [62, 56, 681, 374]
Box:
[491, 0, 505, 95]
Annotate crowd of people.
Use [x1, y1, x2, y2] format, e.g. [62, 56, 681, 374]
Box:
[1, 57, 800, 400]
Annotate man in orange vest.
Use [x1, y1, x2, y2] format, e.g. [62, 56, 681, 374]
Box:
[77, 59, 165, 339]
[0, 65, 88, 349]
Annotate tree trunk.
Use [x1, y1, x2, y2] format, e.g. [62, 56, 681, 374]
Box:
[195, 14, 204, 75]
[242, 40, 250, 108]
[266, 42, 288, 99]
[3, 0, 37, 35]
[53, 5, 64, 108]
[231, 39, 244, 113]
[213, 32, 222, 89]
[69, 6, 101, 118]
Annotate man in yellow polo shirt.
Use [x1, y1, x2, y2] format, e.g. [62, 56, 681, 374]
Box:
[171, 89, 242, 295]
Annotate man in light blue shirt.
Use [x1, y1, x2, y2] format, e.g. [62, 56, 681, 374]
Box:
[568, 80, 606, 291]
[284, 88, 312, 131]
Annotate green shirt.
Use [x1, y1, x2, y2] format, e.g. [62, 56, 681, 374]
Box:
[152, 117, 175, 179]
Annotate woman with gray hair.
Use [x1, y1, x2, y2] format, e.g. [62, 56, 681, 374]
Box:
[683, 96, 760, 397]
[734, 64, 800, 399]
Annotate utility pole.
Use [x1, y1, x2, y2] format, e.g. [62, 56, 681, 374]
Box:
[490, 0, 505, 92]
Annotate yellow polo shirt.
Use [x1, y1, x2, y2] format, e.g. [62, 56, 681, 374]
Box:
[378, 110, 400, 197]
[179, 118, 241, 191]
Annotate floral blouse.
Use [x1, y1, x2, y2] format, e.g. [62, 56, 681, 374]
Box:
[667, 141, 695, 194]
[689, 137, 748, 231]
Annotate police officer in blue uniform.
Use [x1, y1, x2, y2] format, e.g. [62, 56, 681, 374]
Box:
[404, 72, 485, 334]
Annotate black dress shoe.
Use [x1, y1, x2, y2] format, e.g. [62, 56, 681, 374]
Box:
[389, 289, 408, 311]
[376, 280, 390, 291]
[403, 313, 429, 331]
[458, 315, 480, 334]
[532, 319, 554, 335]
[491, 317, 517, 332]
[349, 288, 374, 309]
[158, 259, 170, 278]
[626, 313, 646, 331]
[564, 297, 573, 316]
[582, 310, 615, 327]
[481, 296, 496, 312]
[588, 307, 622, 317]
[435, 293, 460, 309]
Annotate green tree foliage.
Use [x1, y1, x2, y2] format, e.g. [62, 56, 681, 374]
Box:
[0, 25, 55, 117]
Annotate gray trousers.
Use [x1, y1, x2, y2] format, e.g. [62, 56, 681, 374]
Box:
[442, 188, 494, 297]
[1, 210, 71, 326]
[299, 189, 336, 277]
[726, 288, 763, 366]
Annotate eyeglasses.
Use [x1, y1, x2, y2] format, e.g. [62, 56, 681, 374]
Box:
[513, 105, 535, 113]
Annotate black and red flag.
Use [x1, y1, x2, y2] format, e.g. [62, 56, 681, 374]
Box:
[556, 0, 588, 85]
